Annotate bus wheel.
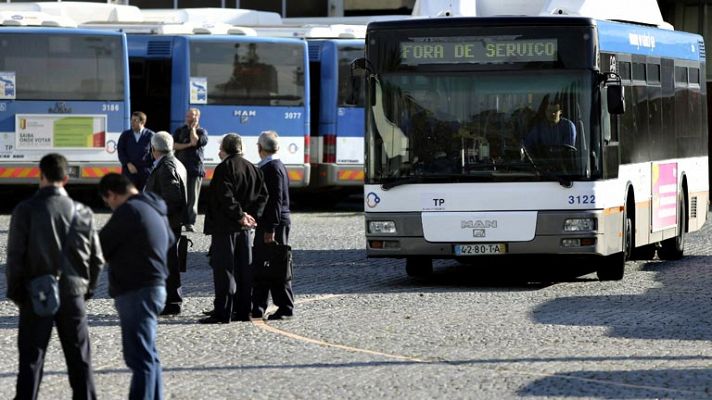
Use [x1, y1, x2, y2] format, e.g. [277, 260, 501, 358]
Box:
[597, 209, 631, 281]
[658, 196, 686, 260]
[405, 257, 433, 278]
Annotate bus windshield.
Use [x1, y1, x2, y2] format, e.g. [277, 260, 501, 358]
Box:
[338, 46, 365, 107]
[0, 34, 125, 101]
[367, 70, 596, 184]
[190, 41, 305, 106]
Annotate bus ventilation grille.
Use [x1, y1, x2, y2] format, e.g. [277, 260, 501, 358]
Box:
[690, 196, 697, 218]
[308, 42, 322, 62]
[699, 41, 706, 59]
[147, 41, 172, 57]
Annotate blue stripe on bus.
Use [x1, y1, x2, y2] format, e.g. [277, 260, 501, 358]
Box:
[0, 101, 126, 132]
[191, 106, 309, 138]
[597, 20, 704, 61]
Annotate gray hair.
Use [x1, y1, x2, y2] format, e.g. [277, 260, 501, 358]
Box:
[258, 130, 280, 154]
[151, 131, 174, 154]
[221, 133, 243, 156]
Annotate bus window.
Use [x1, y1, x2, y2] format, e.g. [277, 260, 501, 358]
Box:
[0, 34, 125, 101]
[190, 41, 305, 106]
[338, 46, 365, 107]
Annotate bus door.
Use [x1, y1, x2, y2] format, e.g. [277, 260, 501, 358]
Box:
[126, 35, 174, 133]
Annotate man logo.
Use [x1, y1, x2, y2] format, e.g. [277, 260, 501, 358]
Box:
[461, 220, 497, 229]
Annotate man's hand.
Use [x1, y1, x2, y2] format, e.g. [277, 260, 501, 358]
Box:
[239, 213, 257, 228]
[190, 128, 199, 146]
[127, 162, 138, 174]
[264, 231, 275, 244]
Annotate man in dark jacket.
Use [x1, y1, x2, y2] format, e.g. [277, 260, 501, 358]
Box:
[6, 153, 104, 400]
[99, 173, 173, 400]
[173, 108, 208, 232]
[200, 133, 267, 324]
[145, 131, 188, 316]
[251, 131, 294, 320]
[118, 111, 155, 190]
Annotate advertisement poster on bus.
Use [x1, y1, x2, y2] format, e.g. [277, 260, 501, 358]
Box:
[190, 77, 208, 104]
[651, 162, 678, 232]
[0, 71, 16, 100]
[15, 114, 107, 149]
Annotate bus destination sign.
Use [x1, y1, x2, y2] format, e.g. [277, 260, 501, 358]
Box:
[400, 37, 558, 65]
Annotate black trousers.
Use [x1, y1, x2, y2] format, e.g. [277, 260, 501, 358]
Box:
[252, 225, 294, 316]
[210, 231, 252, 321]
[16, 295, 96, 400]
[165, 226, 183, 310]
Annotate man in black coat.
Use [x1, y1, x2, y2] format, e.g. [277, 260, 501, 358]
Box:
[144, 131, 188, 316]
[117, 111, 155, 191]
[6, 153, 104, 400]
[251, 131, 294, 320]
[200, 133, 268, 324]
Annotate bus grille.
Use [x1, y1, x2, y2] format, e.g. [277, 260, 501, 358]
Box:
[690, 196, 697, 218]
[699, 40, 706, 59]
[147, 41, 172, 57]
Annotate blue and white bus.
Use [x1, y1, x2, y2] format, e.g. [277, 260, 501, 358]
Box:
[125, 33, 310, 186]
[0, 23, 129, 183]
[308, 38, 366, 188]
[360, 16, 708, 280]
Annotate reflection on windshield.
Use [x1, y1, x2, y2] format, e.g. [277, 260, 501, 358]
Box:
[367, 71, 594, 183]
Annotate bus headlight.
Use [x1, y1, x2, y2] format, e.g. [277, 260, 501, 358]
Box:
[368, 221, 396, 234]
[563, 218, 597, 232]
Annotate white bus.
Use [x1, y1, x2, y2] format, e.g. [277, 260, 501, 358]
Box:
[359, 12, 708, 280]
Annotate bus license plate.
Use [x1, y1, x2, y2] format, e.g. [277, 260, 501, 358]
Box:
[454, 244, 507, 256]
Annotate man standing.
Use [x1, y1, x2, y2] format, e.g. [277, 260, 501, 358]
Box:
[200, 133, 267, 324]
[99, 173, 173, 400]
[6, 153, 103, 400]
[118, 111, 155, 191]
[145, 131, 188, 316]
[251, 131, 294, 320]
[173, 108, 208, 232]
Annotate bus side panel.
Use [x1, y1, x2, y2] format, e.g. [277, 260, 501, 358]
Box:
[171, 36, 190, 134]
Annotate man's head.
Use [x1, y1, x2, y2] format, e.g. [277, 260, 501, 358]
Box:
[185, 108, 200, 127]
[39, 153, 69, 188]
[545, 103, 563, 125]
[257, 130, 279, 157]
[219, 133, 242, 160]
[151, 131, 174, 159]
[130, 111, 147, 132]
[99, 173, 138, 210]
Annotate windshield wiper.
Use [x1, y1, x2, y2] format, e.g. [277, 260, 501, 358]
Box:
[520, 146, 573, 188]
[380, 174, 489, 190]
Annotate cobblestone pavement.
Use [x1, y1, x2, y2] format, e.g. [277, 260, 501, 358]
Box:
[0, 210, 711, 399]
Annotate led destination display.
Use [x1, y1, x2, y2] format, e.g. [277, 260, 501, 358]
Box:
[400, 38, 558, 65]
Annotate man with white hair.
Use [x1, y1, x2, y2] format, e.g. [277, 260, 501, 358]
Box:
[145, 131, 188, 316]
[252, 130, 294, 320]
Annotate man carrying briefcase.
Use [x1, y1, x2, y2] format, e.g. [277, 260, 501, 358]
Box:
[251, 131, 294, 320]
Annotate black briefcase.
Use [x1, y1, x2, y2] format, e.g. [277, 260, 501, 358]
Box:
[254, 243, 293, 284]
[177, 235, 193, 273]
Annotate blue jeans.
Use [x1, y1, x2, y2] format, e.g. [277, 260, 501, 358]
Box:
[115, 286, 166, 400]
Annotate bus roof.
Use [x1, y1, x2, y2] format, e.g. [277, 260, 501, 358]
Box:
[140, 8, 281, 26]
[0, 10, 76, 27]
[0, 2, 142, 24]
[252, 24, 366, 39]
[411, 0, 672, 30]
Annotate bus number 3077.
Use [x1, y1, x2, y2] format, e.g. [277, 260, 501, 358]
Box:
[284, 112, 302, 119]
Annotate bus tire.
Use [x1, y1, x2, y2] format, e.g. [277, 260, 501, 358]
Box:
[405, 257, 433, 278]
[658, 195, 686, 260]
[597, 208, 631, 281]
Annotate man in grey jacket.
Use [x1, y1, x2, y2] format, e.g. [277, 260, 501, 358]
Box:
[6, 153, 104, 400]
[145, 131, 188, 316]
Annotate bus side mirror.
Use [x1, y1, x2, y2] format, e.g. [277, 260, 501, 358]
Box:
[607, 84, 625, 115]
[350, 58, 375, 106]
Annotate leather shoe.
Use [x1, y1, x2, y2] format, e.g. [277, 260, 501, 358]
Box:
[267, 312, 293, 321]
[202, 309, 215, 316]
[251, 310, 264, 319]
[198, 316, 229, 324]
[160, 305, 181, 316]
[184, 225, 196, 232]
